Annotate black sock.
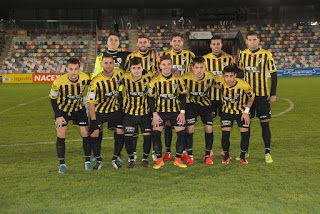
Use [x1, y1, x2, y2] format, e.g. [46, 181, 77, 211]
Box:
[91, 131, 103, 157]
[185, 132, 193, 156]
[133, 136, 138, 154]
[143, 135, 152, 159]
[261, 122, 271, 154]
[56, 137, 65, 165]
[175, 130, 186, 158]
[91, 137, 102, 161]
[113, 132, 124, 160]
[165, 125, 172, 153]
[205, 132, 213, 157]
[125, 135, 134, 161]
[82, 136, 91, 162]
[240, 131, 250, 159]
[152, 130, 162, 158]
[221, 131, 230, 160]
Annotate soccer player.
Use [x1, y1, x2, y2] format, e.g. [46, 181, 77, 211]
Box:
[124, 33, 158, 73]
[215, 65, 255, 164]
[92, 31, 131, 79]
[90, 31, 130, 162]
[123, 33, 158, 161]
[121, 57, 153, 168]
[159, 32, 195, 162]
[237, 31, 277, 163]
[87, 53, 125, 169]
[49, 58, 91, 174]
[181, 56, 216, 165]
[203, 36, 234, 157]
[148, 55, 187, 169]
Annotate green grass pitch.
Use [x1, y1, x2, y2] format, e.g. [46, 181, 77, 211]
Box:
[0, 77, 319, 213]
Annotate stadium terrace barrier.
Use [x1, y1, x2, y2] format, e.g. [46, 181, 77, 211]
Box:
[277, 67, 320, 77]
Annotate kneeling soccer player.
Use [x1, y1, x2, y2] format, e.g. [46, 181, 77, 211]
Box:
[49, 57, 91, 174]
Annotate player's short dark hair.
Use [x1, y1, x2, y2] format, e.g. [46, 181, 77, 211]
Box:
[193, 56, 205, 65]
[170, 32, 184, 41]
[222, 65, 239, 74]
[107, 31, 120, 40]
[160, 54, 172, 64]
[66, 57, 80, 67]
[130, 57, 142, 66]
[246, 31, 259, 39]
[138, 33, 149, 40]
[211, 35, 222, 42]
[102, 53, 114, 61]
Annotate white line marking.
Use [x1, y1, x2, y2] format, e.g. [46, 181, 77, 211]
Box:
[0, 96, 48, 115]
[0, 97, 294, 148]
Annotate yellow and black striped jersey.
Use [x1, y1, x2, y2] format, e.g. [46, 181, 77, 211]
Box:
[121, 72, 153, 116]
[148, 74, 186, 113]
[181, 71, 216, 106]
[237, 48, 276, 96]
[203, 52, 233, 101]
[124, 50, 157, 73]
[87, 69, 124, 113]
[49, 72, 90, 116]
[159, 50, 195, 75]
[217, 78, 255, 115]
[92, 50, 130, 79]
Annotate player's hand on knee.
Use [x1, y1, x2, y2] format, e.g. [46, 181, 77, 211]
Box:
[241, 113, 250, 126]
[55, 116, 66, 128]
[177, 113, 186, 126]
[152, 113, 162, 128]
[268, 95, 276, 103]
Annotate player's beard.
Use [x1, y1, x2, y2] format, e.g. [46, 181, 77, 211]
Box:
[139, 47, 148, 53]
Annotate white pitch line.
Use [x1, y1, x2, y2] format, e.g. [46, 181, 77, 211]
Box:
[0, 96, 48, 115]
[0, 97, 294, 148]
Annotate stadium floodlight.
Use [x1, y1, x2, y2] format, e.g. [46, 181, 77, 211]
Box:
[311, 21, 318, 25]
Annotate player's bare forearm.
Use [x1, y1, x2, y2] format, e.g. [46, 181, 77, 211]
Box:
[87, 102, 96, 120]
[247, 97, 254, 108]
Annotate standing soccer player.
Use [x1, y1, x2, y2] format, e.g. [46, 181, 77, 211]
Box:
[49, 58, 91, 174]
[203, 36, 233, 157]
[87, 53, 125, 169]
[123, 34, 158, 161]
[181, 56, 216, 165]
[159, 32, 195, 161]
[90, 31, 130, 162]
[237, 31, 277, 163]
[215, 65, 255, 164]
[149, 55, 187, 169]
[121, 57, 153, 168]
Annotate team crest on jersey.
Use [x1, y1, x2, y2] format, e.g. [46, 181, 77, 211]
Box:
[80, 85, 85, 91]
[148, 61, 153, 67]
[204, 84, 210, 89]
[222, 62, 227, 67]
[117, 58, 122, 64]
[172, 83, 178, 90]
[257, 58, 262, 63]
[182, 56, 187, 62]
[234, 93, 240, 98]
[116, 80, 120, 86]
[142, 82, 147, 88]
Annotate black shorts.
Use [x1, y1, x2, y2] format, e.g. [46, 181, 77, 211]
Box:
[59, 107, 88, 127]
[250, 96, 271, 120]
[186, 103, 213, 126]
[123, 114, 152, 135]
[211, 100, 222, 118]
[220, 113, 250, 129]
[155, 112, 184, 127]
[96, 111, 124, 130]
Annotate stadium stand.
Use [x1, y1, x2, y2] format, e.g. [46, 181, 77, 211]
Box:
[246, 23, 320, 68]
[0, 40, 87, 74]
[184, 24, 238, 32]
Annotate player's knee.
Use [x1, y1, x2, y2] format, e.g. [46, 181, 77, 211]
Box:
[186, 125, 195, 134]
[90, 130, 99, 138]
[204, 125, 213, 133]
